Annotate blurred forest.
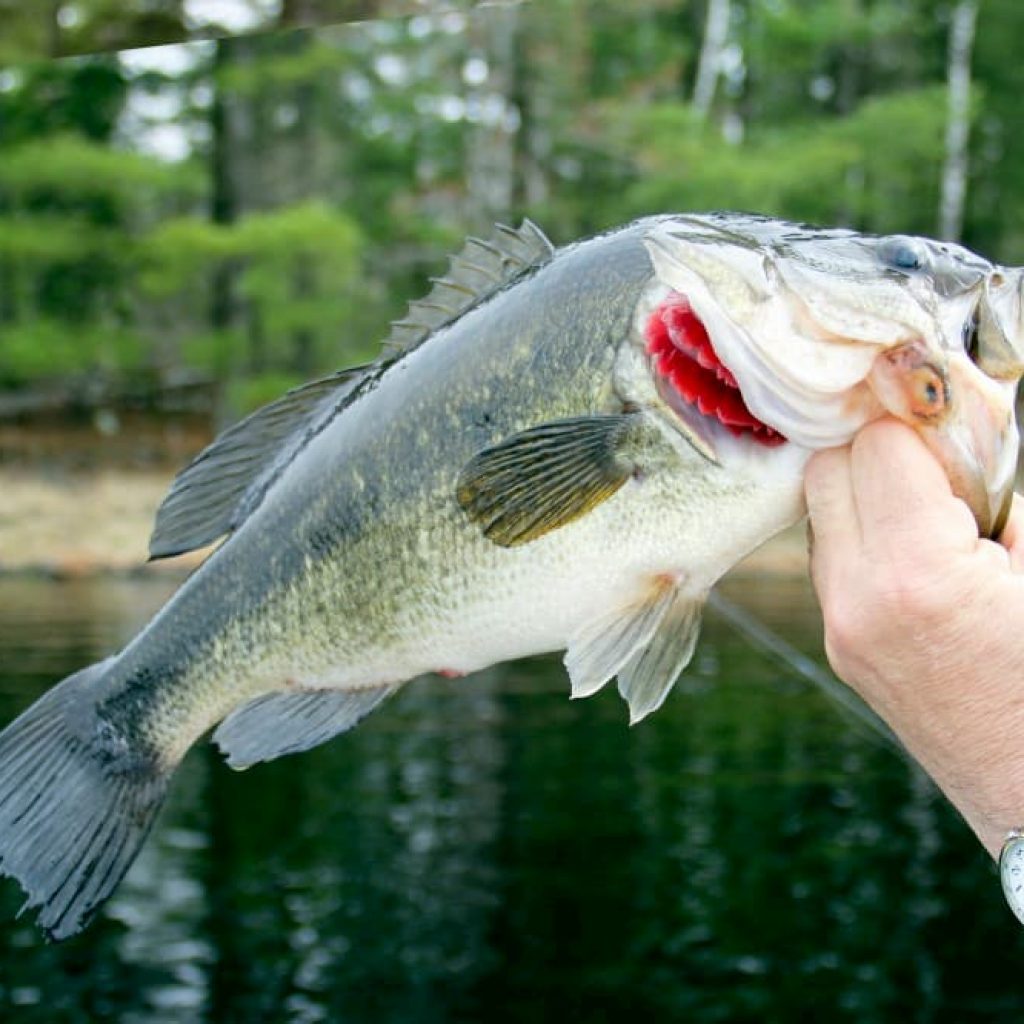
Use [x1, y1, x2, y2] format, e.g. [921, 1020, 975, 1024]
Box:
[1, 0, 1022, 419]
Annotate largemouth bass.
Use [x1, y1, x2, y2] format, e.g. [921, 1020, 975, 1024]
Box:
[0, 213, 1020, 939]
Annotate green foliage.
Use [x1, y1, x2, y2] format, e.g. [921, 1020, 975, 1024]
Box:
[217, 39, 350, 94]
[0, 319, 143, 385]
[0, 59, 129, 143]
[0, 0, 392, 61]
[838, 86, 951, 231]
[141, 202, 365, 372]
[605, 84, 949, 232]
[233, 201, 361, 266]
[0, 0, 188, 60]
[235, 202, 364, 369]
[0, 215, 114, 263]
[0, 135, 189, 205]
[140, 218, 236, 296]
[0, 0, 1020, 404]
[180, 330, 247, 378]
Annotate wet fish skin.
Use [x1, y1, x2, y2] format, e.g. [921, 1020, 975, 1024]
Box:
[0, 214, 1018, 939]
[88, 230, 623, 744]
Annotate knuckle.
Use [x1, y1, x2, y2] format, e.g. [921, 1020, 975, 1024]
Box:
[874, 573, 950, 623]
[820, 565, 948, 661]
[819, 586, 872, 668]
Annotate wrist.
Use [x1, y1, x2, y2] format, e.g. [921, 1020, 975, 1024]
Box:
[881, 682, 1024, 859]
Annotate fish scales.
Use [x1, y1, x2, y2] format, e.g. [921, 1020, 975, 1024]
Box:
[0, 212, 1021, 938]
[104, 222, 659, 756]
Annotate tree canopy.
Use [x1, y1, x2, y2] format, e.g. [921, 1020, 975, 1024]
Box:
[0, 0, 1020, 413]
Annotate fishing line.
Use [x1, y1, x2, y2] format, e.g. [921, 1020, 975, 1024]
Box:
[707, 590, 907, 759]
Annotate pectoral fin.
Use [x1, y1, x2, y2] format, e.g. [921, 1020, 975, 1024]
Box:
[565, 579, 704, 724]
[457, 414, 643, 546]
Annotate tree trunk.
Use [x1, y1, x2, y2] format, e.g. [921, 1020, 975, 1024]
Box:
[939, 0, 978, 242]
[692, 0, 730, 119]
[510, 15, 548, 212]
[209, 36, 239, 350]
[465, 5, 519, 224]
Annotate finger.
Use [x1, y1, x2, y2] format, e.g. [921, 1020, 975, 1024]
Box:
[997, 493, 1024, 573]
[804, 444, 860, 602]
[849, 418, 976, 562]
[804, 444, 861, 551]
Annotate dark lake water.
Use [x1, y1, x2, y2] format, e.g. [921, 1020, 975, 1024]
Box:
[0, 573, 1021, 1023]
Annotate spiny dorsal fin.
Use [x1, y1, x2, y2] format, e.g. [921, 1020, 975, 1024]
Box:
[384, 218, 554, 354]
[148, 366, 368, 559]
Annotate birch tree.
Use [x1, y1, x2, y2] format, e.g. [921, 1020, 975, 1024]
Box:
[692, 0, 730, 119]
[939, 0, 978, 242]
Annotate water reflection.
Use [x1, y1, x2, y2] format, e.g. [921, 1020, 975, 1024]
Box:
[0, 574, 1020, 1022]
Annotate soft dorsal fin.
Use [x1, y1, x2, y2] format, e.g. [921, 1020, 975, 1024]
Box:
[149, 366, 367, 559]
[149, 218, 555, 560]
[385, 218, 554, 353]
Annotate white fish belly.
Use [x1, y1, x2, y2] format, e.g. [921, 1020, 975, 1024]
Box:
[319, 443, 808, 689]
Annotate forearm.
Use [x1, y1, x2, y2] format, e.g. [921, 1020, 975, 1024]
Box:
[839, 593, 1024, 858]
[805, 420, 1024, 859]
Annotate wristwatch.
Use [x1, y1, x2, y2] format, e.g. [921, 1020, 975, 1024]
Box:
[999, 829, 1024, 925]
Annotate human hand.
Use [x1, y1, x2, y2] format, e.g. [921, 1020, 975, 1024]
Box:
[805, 418, 1024, 857]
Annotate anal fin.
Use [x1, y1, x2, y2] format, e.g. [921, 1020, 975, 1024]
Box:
[213, 685, 400, 770]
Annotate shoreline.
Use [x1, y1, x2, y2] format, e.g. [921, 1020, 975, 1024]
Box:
[0, 467, 210, 578]
[0, 466, 811, 580]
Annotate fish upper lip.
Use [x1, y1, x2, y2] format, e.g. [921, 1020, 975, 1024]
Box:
[993, 488, 1014, 539]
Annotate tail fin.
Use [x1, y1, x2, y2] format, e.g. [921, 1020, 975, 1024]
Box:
[0, 659, 170, 940]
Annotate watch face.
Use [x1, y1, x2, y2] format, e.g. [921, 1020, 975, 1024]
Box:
[1000, 833, 1024, 926]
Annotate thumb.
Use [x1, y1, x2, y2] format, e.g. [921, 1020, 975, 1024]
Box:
[849, 418, 978, 564]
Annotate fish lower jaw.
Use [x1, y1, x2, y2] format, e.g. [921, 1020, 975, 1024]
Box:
[867, 345, 1020, 537]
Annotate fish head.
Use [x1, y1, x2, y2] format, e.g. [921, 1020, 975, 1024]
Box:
[643, 214, 1023, 538]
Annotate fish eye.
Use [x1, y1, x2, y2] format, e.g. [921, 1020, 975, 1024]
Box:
[963, 312, 980, 363]
[879, 236, 927, 272]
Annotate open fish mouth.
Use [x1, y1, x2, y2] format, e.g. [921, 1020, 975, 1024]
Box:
[646, 291, 787, 449]
[642, 216, 1024, 537]
[644, 256, 1020, 539]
